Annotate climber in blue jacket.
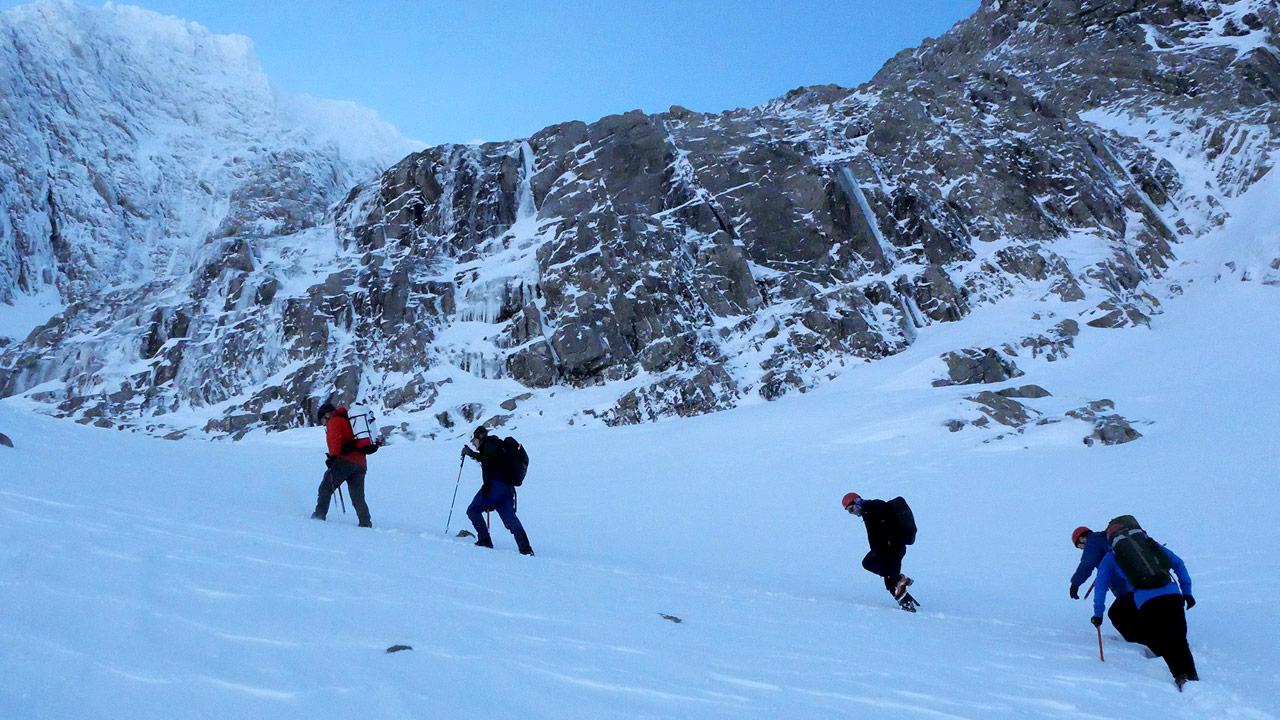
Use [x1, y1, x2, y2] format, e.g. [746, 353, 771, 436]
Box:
[1071, 526, 1141, 644]
[1092, 541, 1198, 689]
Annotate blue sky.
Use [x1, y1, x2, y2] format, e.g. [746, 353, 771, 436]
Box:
[6, 0, 981, 145]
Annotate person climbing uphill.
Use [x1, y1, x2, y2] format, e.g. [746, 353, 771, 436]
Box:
[462, 426, 533, 556]
[1092, 517, 1198, 690]
[311, 402, 380, 528]
[844, 492, 918, 611]
[1072, 525, 1143, 645]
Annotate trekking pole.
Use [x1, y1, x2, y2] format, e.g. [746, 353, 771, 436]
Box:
[444, 457, 464, 535]
[1096, 625, 1105, 662]
[1083, 580, 1095, 599]
[337, 484, 347, 514]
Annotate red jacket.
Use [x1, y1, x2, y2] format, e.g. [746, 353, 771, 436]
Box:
[326, 407, 367, 468]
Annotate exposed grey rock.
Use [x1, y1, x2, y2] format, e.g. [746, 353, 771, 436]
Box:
[594, 365, 739, 426]
[456, 403, 483, 424]
[1086, 414, 1143, 446]
[0, 431, 11, 448]
[946, 419, 966, 432]
[1068, 398, 1117, 421]
[997, 384, 1051, 399]
[500, 393, 533, 412]
[1021, 319, 1079, 361]
[935, 348, 1024, 387]
[966, 390, 1039, 427]
[1086, 300, 1152, 329]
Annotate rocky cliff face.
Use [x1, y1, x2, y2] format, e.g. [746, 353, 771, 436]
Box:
[0, 0, 1276, 438]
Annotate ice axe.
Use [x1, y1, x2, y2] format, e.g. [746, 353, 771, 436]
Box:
[1083, 580, 1095, 599]
[1096, 625, 1105, 662]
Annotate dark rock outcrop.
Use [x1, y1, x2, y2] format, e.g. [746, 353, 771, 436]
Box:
[0, 0, 1276, 436]
[1085, 414, 1144, 446]
[935, 349, 1024, 387]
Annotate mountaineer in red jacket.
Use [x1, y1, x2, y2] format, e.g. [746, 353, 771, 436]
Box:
[311, 402, 380, 527]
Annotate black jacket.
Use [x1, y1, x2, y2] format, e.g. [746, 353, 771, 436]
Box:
[464, 436, 506, 492]
[861, 499, 903, 549]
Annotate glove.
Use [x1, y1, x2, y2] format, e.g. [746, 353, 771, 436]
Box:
[1184, 595, 1195, 610]
[1090, 616, 1103, 628]
[1069, 584, 1080, 600]
[461, 445, 470, 458]
[324, 455, 335, 468]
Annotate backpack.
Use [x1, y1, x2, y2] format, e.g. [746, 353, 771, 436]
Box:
[1106, 515, 1172, 590]
[887, 496, 917, 545]
[502, 436, 529, 486]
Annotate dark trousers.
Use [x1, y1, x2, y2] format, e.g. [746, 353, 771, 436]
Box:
[314, 458, 371, 527]
[1108, 592, 1144, 644]
[466, 481, 531, 553]
[862, 543, 906, 590]
[1139, 594, 1197, 679]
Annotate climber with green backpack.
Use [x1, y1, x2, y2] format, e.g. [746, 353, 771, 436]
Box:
[1091, 515, 1199, 690]
[843, 492, 919, 611]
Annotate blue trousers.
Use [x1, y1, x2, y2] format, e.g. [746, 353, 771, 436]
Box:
[466, 482, 531, 552]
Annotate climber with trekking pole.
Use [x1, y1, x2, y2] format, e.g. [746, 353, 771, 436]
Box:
[460, 426, 533, 555]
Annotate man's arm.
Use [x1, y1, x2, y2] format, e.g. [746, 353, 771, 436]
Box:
[1165, 548, 1192, 597]
[1092, 555, 1114, 619]
[326, 418, 349, 456]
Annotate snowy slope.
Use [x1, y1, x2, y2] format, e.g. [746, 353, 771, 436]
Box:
[1, 184, 1277, 718]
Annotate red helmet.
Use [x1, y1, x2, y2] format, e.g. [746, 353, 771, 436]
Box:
[1071, 526, 1091, 546]
[842, 492, 861, 509]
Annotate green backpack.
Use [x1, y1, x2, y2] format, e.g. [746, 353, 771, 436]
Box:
[1106, 515, 1172, 590]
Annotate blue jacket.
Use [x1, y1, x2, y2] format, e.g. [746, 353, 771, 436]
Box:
[1094, 547, 1192, 618]
[1071, 531, 1110, 586]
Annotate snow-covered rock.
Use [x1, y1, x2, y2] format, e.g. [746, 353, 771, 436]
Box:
[0, 0, 1277, 439]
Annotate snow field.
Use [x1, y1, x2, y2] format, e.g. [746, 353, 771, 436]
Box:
[2, 267, 1278, 718]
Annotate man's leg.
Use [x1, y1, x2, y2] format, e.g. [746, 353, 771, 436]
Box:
[1108, 592, 1145, 644]
[466, 489, 494, 547]
[313, 470, 336, 519]
[492, 487, 532, 555]
[864, 545, 907, 591]
[344, 466, 372, 528]
[1141, 594, 1197, 681]
[862, 544, 907, 594]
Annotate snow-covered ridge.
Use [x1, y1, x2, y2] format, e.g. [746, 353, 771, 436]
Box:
[0, 0, 1277, 441]
[0, 0, 421, 311]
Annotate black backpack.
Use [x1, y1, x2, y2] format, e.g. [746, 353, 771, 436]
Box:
[502, 436, 529, 486]
[1106, 515, 1172, 590]
[888, 496, 917, 545]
